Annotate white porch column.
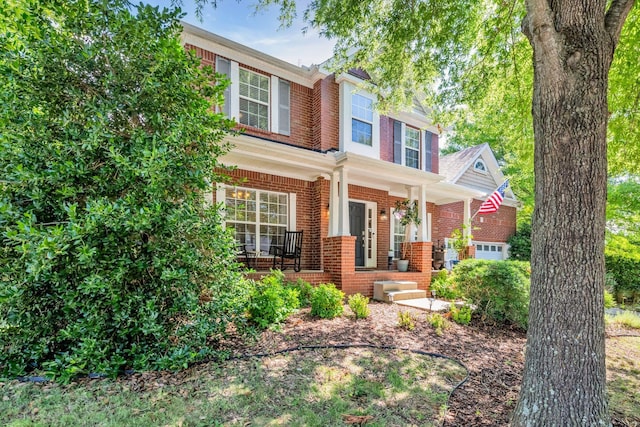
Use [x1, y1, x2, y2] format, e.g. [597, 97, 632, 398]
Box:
[328, 170, 340, 237]
[417, 184, 428, 242]
[407, 186, 418, 242]
[463, 198, 472, 245]
[337, 166, 350, 236]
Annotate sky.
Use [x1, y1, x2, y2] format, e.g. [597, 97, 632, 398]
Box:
[143, 1, 336, 67]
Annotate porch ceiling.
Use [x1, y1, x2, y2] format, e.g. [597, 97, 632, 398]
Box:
[222, 135, 484, 204]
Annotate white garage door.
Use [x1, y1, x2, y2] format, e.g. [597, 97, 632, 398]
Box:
[474, 242, 505, 260]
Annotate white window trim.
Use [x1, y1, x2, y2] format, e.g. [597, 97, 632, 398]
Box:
[403, 125, 421, 170]
[474, 159, 488, 173]
[223, 60, 289, 135]
[339, 81, 380, 158]
[238, 67, 270, 131]
[217, 185, 296, 255]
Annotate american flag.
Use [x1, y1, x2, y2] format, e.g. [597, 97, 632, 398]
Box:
[478, 180, 509, 214]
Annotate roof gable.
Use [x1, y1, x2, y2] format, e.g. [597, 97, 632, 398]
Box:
[440, 143, 516, 201]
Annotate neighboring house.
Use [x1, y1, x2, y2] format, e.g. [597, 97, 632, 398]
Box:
[182, 23, 518, 296]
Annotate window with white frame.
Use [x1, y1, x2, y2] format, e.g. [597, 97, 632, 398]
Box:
[474, 159, 487, 172]
[225, 187, 288, 255]
[239, 69, 270, 130]
[392, 214, 405, 259]
[352, 94, 373, 146]
[405, 127, 420, 169]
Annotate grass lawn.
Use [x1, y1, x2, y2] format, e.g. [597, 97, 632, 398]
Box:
[0, 347, 466, 427]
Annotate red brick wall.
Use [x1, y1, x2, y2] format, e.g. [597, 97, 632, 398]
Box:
[186, 44, 314, 150]
[470, 201, 517, 242]
[434, 200, 516, 243]
[312, 76, 339, 152]
[379, 115, 394, 162]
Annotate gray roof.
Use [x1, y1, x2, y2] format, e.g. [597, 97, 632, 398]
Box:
[439, 143, 489, 182]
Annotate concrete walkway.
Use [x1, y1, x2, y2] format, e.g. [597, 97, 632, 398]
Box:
[395, 298, 452, 312]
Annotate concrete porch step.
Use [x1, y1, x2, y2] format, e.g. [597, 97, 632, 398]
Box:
[373, 280, 425, 303]
[385, 289, 427, 302]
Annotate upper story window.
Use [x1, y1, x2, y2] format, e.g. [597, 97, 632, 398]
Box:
[405, 127, 420, 169]
[352, 94, 373, 146]
[215, 56, 290, 135]
[474, 159, 487, 172]
[239, 69, 269, 130]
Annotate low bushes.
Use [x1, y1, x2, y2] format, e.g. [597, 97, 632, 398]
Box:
[450, 259, 531, 330]
[311, 283, 345, 319]
[348, 294, 370, 319]
[248, 270, 299, 329]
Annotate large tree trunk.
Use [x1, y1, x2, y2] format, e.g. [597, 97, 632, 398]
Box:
[512, 0, 634, 425]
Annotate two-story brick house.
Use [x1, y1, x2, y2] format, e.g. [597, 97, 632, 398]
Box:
[183, 23, 518, 296]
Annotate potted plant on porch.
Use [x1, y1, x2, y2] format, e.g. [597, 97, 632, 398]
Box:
[393, 199, 421, 272]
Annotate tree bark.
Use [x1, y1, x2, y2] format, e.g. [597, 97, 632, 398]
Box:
[512, 0, 634, 425]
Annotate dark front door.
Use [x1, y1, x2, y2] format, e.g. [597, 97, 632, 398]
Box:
[349, 201, 365, 267]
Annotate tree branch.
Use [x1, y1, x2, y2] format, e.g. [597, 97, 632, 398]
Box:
[605, 0, 635, 46]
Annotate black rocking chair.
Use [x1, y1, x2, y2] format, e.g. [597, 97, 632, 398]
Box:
[271, 230, 303, 272]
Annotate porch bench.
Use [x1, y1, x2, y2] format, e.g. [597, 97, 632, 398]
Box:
[373, 281, 426, 303]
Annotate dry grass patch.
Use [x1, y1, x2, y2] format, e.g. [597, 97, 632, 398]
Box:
[607, 336, 640, 426]
[0, 347, 466, 427]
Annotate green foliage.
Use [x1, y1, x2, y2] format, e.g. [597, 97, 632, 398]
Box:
[347, 293, 370, 319]
[287, 278, 314, 308]
[606, 235, 640, 304]
[507, 221, 532, 261]
[451, 259, 531, 330]
[310, 284, 344, 319]
[0, 1, 242, 380]
[248, 271, 299, 329]
[427, 313, 449, 336]
[397, 311, 415, 331]
[604, 290, 616, 309]
[430, 270, 458, 300]
[450, 304, 473, 326]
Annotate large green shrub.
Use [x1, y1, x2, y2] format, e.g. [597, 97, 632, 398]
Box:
[451, 259, 531, 329]
[605, 235, 640, 304]
[507, 221, 532, 261]
[310, 284, 344, 319]
[0, 1, 244, 380]
[429, 270, 459, 300]
[248, 271, 299, 329]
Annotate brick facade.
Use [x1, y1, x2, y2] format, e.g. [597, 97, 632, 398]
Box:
[189, 30, 517, 296]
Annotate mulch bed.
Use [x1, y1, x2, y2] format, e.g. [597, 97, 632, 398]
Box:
[223, 301, 640, 426]
[224, 302, 527, 426]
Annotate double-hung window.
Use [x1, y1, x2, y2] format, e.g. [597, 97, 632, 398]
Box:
[405, 127, 420, 169]
[352, 94, 373, 146]
[215, 56, 291, 134]
[239, 69, 270, 131]
[224, 187, 288, 255]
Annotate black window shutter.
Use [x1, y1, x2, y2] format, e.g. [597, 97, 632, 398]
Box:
[424, 131, 433, 172]
[393, 120, 402, 164]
